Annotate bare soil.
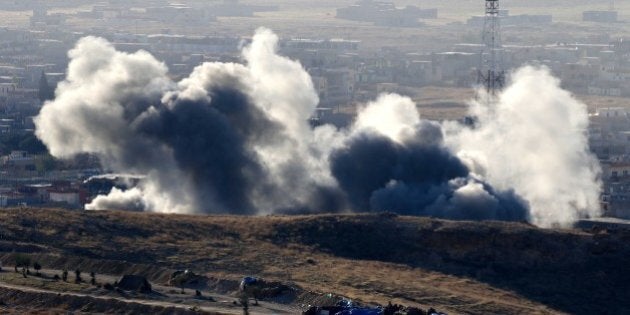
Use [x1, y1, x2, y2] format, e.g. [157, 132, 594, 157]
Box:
[0, 208, 628, 314]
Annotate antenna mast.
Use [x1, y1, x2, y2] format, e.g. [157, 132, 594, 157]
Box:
[477, 0, 505, 97]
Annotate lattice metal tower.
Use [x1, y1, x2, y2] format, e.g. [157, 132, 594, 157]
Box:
[477, 0, 505, 96]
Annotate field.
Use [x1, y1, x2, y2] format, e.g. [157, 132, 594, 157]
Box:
[0, 208, 629, 314]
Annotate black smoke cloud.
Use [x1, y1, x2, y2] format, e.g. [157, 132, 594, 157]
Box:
[331, 122, 528, 221]
[35, 30, 348, 215]
[34, 29, 599, 226]
[137, 88, 276, 214]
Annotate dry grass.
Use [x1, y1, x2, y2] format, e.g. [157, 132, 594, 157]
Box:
[0, 271, 89, 292]
[0, 208, 628, 314]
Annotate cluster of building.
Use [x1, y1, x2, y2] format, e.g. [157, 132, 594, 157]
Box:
[336, 0, 437, 27]
[589, 108, 630, 219]
[467, 7, 618, 25]
[583, 10, 619, 23]
[27, 0, 279, 31]
[0, 179, 83, 208]
[0, 28, 75, 134]
[280, 36, 630, 111]
[467, 9, 552, 27]
[0, 150, 132, 209]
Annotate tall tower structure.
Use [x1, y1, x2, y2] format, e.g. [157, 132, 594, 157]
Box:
[477, 0, 505, 96]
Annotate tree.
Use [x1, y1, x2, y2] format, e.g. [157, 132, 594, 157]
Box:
[74, 269, 82, 283]
[0, 133, 47, 156]
[38, 71, 55, 102]
[33, 262, 41, 276]
[18, 134, 47, 154]
[14, 254, 30, 272]
[35, 155, 56, 173]
[171, 275, 186, 294]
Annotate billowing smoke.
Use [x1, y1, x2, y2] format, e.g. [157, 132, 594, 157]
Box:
[443, 67, 602, 227]
[35, 29, 343, 215]
[35, 28, 601, 227]
[330, 94, 528, 221]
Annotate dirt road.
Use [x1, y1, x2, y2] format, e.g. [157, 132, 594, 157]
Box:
[0, 270, 299, 314]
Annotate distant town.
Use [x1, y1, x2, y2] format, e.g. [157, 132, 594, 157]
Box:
[0, 0, 629, 221]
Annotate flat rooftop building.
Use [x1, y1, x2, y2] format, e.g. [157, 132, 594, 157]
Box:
[583, 11, 618, 23]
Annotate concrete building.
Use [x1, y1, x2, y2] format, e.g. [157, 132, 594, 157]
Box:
[604, 161, 630, 180]
[601, 170, 630, 219]
[589, 107, 630, 160]
[432, 52, 477, 86]
[210, 0, 278, 17]
[146, 35, 241, 54]
[588, 85, 622, 97]
[23, 183, 51, 203]
[48, 189, 81, 207]
[0, 83, 16, 97]
[337, 0, 437, 27]
[468, 10, 552, 27]
[309, 68, 355, 107]
[145, 5, 216, 23]
[30, 14, 67, 29]
[560, 62, 601, 92]
[583, 11, 618, 23]
[283, 38, 360, 52]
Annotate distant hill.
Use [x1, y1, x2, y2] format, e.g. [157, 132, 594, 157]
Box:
[0, 208, 628, 314]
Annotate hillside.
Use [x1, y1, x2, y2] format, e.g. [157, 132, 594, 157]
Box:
[0, 208, 629, 314]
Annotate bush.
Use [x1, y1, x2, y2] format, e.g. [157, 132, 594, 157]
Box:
[14, 254, 31, 270]
[74, 269, 82, 283]
[33, 262, 42, 276]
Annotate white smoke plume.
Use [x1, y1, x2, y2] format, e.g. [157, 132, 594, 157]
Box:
[85, 187, 145, 212]
[34, 29, 601, 227]
[443, 66, 602, 227]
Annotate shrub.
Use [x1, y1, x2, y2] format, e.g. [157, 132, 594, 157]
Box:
[14, 254, 30, 270]
[33, 262, 42, 276]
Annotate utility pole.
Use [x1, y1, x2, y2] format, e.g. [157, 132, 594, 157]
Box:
[477, 0, 505, 97]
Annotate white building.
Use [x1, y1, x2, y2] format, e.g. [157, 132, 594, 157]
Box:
[48, 190, 80, 207]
